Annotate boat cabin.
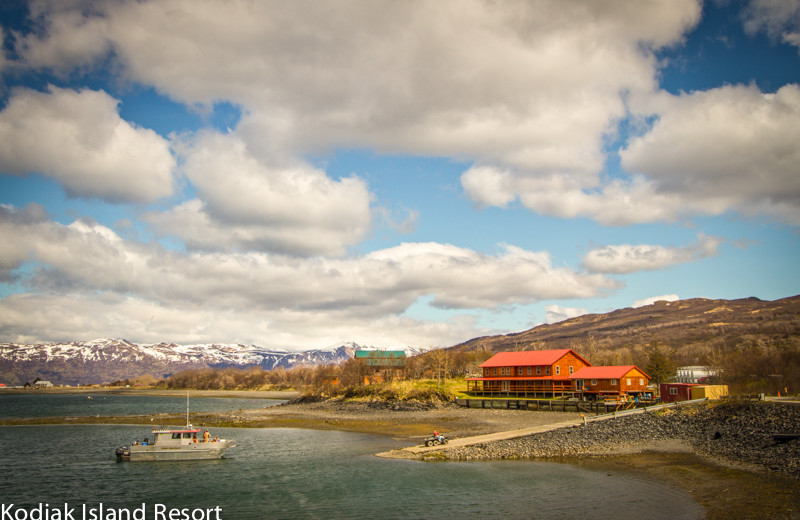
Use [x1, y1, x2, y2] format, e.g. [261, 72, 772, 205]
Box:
[135, 426, 205, 447]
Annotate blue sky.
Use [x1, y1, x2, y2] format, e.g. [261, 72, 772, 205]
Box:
[0, 0, 798, 349]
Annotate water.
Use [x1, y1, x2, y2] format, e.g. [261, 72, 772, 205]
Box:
[0, 393, 285, 419]
[0, 396, 704, 519]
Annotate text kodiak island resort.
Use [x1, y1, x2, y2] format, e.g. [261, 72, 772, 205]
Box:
[1, 504, 223, 520]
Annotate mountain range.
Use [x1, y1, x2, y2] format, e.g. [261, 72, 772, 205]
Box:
[2, 295, 798, 385]
[0, 339, 365, 386]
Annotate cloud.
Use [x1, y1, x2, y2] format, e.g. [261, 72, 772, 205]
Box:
[582, 234, 722, 274]
[0, 27, 6, 74]
[632, 294, 679, 308]
[144, 131, 371, 256]
[0, 207, 618, 346]
[0, 86, 175, 203]
[461, 165, 688, 225]
[621, 84, 800, 225]
[545, 305, 588, 324]
[463, 83, 800, 226]
[12, 0, 701, 177]
[743, 0, 800, 53]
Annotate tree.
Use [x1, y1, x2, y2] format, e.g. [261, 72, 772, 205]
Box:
[429, 347, 450, 390]
[338, 358, 367, 388]
[645, 342, 676, 387]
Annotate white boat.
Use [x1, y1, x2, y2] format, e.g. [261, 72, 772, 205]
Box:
[115, 425, 235, 461]
[115, 392, 235, 461]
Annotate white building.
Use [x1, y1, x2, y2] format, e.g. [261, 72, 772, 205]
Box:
[675, 366, 718, 383]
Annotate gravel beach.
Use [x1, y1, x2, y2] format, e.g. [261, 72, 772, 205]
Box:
[437, 400, 800, 479]
[217, 398, 583, 439]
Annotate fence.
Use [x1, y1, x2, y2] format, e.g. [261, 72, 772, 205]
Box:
[454, 397, 705, 415]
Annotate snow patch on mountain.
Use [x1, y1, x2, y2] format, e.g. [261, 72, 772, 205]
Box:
[0, 338, 373, 385]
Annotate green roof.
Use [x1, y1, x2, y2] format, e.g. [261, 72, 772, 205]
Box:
[354, 350, 406, 367]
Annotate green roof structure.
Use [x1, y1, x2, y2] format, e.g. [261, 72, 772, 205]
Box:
[354, 350, 406, 368]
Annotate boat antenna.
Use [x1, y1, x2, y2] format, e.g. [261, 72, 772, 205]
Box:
[186, 390, 189, 428]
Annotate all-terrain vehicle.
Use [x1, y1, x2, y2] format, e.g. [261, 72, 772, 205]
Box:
[423, 434, 447, 447]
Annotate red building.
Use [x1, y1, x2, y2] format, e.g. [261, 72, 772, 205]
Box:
[466, 349, 591, 397]
[660, 382, 698, 402]
[569, 366, 650, 399]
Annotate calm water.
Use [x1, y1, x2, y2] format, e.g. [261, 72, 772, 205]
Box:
[0, 393, 285, 419]
[0, 396, 703, 520]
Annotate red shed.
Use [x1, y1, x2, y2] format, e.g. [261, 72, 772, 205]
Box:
[660, 382, 699, 402]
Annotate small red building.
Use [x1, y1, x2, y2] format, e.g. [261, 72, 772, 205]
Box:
[570, 366, 650, 399]
[466, 349, 591, 397]
[660, 382, 698, 402]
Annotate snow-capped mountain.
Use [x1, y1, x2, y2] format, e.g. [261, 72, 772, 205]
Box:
[0, 338, 364, 386]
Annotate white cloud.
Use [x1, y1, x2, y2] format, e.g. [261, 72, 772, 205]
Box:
[632, 294, 679, 308]
[13, 0, 701, 180]
[743, 0, 800, 53]
[0, 27, 6, 74]
[462, 166, 688, 225]
[582, 234, 722, 274]
[0, 207, 618, 346]
[145, 131, 371, 256]
[0, 86, 175, 203]
[545, 305, 588, 324]
[621, 84, 800, 225]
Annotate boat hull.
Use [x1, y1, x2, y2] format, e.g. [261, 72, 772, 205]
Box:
[116, 441, 234, 462]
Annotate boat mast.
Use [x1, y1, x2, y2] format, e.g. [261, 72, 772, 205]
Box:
[186, 390, 189, 427]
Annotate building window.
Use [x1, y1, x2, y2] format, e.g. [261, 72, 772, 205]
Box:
[591, 379, 597, 386]
[555, 366, 560, 375]
[536, 367, 541, 375]
[611, 379, 617, 385]
[670, 387, 678, 395]
[546, 367, 550, 375]
[569, 366, 574, 375]
[639, 378, 644, 385]
[527, 366, 532, 375]
[626, 378, 631, 386]
[493, 368, 497, 376]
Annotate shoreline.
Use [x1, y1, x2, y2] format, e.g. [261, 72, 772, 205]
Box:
[2, 393, 799, 518]
[0, 387, 301, 399]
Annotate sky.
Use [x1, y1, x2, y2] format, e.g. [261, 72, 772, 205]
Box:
[0, 0, 799, 350]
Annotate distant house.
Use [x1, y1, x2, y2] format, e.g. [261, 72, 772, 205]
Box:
[570, 366, 651, 399]
[466, 349, 591, 397]
[354, 350, 406, 383]
[33, 380, 54, 388]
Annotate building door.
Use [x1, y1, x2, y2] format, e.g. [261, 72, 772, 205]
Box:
[501, 380, 509, 393]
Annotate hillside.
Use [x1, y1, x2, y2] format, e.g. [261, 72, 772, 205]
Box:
[453, 295, 800, 365]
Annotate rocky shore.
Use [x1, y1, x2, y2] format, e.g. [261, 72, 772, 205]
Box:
[438, 400, 800, 479]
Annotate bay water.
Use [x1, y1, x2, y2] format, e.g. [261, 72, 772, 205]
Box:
[0, 394, 703, 519]
[0, 392, 285, 419]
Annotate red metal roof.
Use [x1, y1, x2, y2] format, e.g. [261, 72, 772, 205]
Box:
[569, 365, 650, 380]
[479, 349, 589, 368]
[466, 376, 572, 381]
